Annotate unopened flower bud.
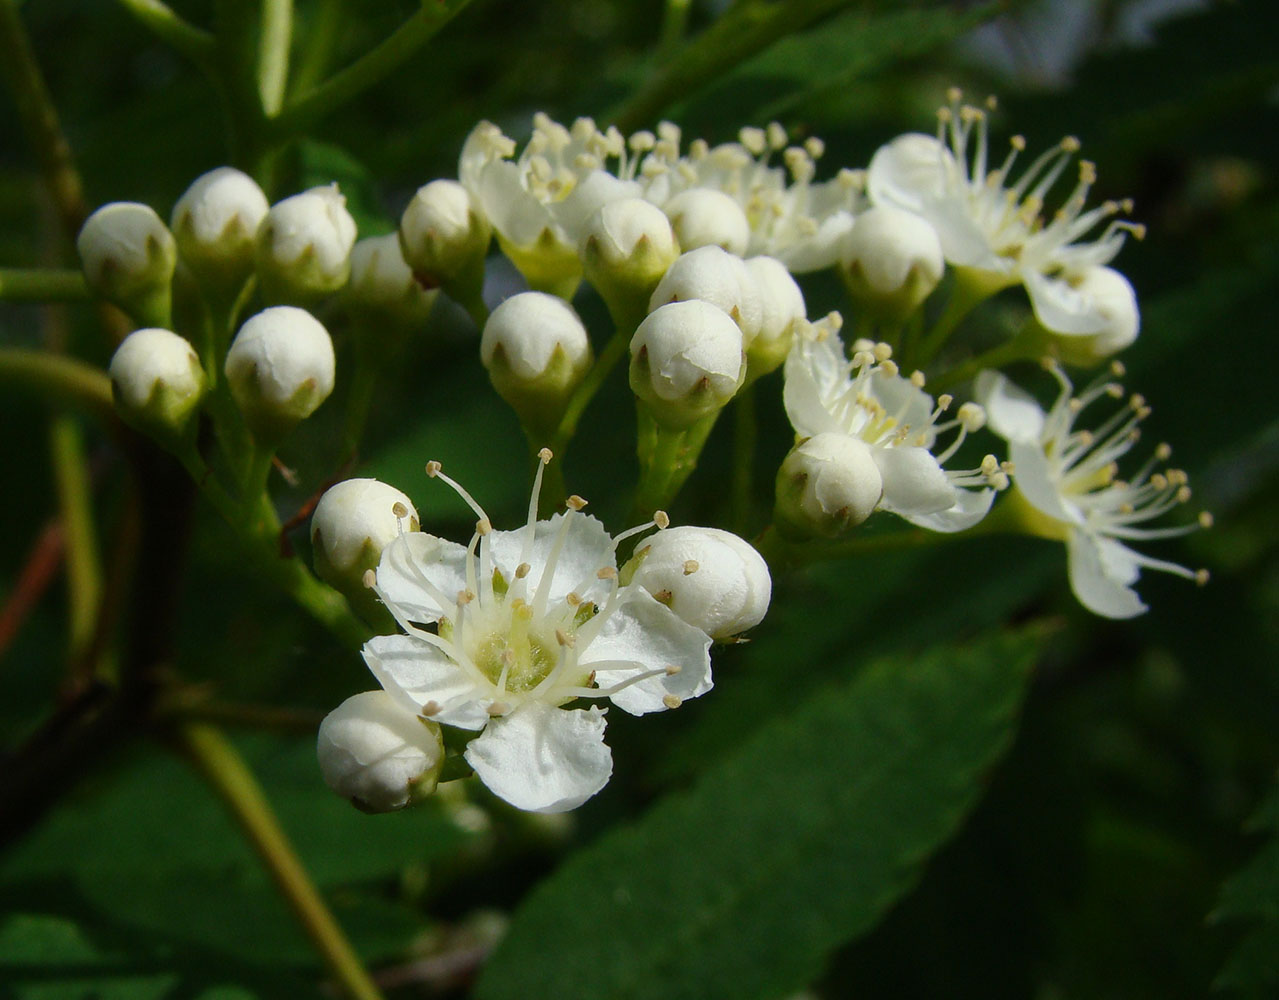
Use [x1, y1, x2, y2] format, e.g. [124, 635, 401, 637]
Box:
[629, 300, 746, 428]
[481, 292, 592, 436]
[311, 478, 419, 617]
[743, 255, 805, 379]
[255, 185, 357, 304]
[225, 306, 336, 441]
[77, 202, 177, 326]
[580, 197, 680, 326]
[170, 167, 269, 295]
[317, 690, 444, 812]
[663, 188, 750, 256]
[1047, 265, 1140, 365]
[343, 233, 438, 331]
[628, 526, 771, 640]
[839, 206, 943, 319]
[398, 179, 491, 292]
[648, 246, 762, 344]
[775, 432, 883, 539]
[108, 327, 206, 444]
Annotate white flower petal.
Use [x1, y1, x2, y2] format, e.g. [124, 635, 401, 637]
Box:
[872, 445, 955, 517]
[581, 590, 713, 716]
[899, 485, 994, 533]
[974, 371, 1045, 444]
[1009, 439, 1076, 524]
[867, 133, 950, 214]
[782, 336, 848, 438]
[363, 633, 491, 730]
[1066, 530, 1148, 619]
[487, 513, 616, 606]
[464, 703, 612, 813]
[376, 533, 470, 624]
[1024, 269, 1111, 336]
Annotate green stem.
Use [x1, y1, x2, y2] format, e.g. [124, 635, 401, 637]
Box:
[49, 417, 102, 665]
[0, 267, 89, 302]
[258, 0, 294, 117]
[0, 348, 115, 423]
[270, 0, 473, 134]
[0, 0, 88, 240]
[116, 0, 217, 71]
[910, 266, 1010, 371]
[731, 383, 756, 535]
[656, 0, 692, 61]
[551, 327, 630, 453]
[343, 354, 380, 457]
[175, 722, 387, 1000]
[290, 0, 343, 95]
[631, 408, 720, 520]
[928, 332, 1038, 395]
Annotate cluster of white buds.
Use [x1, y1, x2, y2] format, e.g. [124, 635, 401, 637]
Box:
[107, 327, 207, 446]
[224, 305, 336, 443]
[255, 184, 357, 305]
[580, 197, 680, 325]
[398, 178, 491, 309]
[480, 292, 593, 438]
[77, 202, 177, 327]
[838, 205, 944, 319]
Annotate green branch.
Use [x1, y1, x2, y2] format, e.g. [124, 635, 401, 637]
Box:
[116, 0, 217, 71]
[176, 722, 387, 1000]
[258, 0, 294, 116]
[0, 267, 89, 302]
[0, 348, 115, 423]
[611, 0, 858, 132]
[270, 0, 473, 134]
[49, 417, 103, 666]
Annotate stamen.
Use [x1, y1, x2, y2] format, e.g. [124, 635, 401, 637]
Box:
[683, 559, 699, 575]
[662, 694, 683, 710]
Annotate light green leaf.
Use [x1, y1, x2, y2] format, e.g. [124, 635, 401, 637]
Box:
[476, 626, 1045, 1000]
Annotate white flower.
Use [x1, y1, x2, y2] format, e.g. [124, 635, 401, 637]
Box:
[662, 187, 751, 255]
[224, 305, 336, 437]
[459, 115, 639, 294]
[839, 205, 944, 317]
[775, 431, 885, 538]
[317, 690, 444, 812]
[77, 202, 176, 323]
[1042, 265, 1140, 365]
[344, 233, 438, 325]
[362, 451, 713, 813]
[398, 178, 491, 286]
[312, 478, 419, 585]
[866, 90, 1144, 338]
[255, 184, 358, 302]
[976, 365, 1209, 619]
[783, 316, 1006, 532]
[108, 327, 206, 439]
[628, 526, 771, 640]
[630, 300, 746, 427]
[635, 123, 863, 273]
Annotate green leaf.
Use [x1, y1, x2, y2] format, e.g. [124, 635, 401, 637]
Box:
[476, 626, 1045, 1000]
[1213, 776, 1279, 995]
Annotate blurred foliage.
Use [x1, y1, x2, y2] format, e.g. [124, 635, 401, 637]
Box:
[1, 0, 1277, 997]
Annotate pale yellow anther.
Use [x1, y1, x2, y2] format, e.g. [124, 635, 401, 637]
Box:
[937, 393, 954, 411]
[946, 85, 963, 104]
[1195, 568, 1210, 586]
[362, 569, 377, 589]
[1155, 443, 1172, 461]
[476, 518, 492, 536]
[421, 700, 442, 717]
[1110, 360, 1127, 377]
[538, 446, 553, 463]
[1001, 460, 1016, 474]
[566, 591, 582, 607]
[515, 562, 531, 579]
[566, 494, 588, 511]
[654, 510, 670, 529]
[1132, 223, 1147, 240]
[1068, 398, 1085, 413]
[739, 127, 767, 155]
[1120, 502, 1135, 515]
[653, 588, 673, 604]
[910, 370, 927, 388]
[873, 342, 893, 362]
[1198, 511, 1214, 528]
[1010, 134, 1027, 151]
[981, 454, 1000, 475]
[597, 566, 618, 580]
[390, 501, 409, 520]
[425, 460, 442, 477]
[1061, 136, 1081, 153]
[487, 702, 509, 717]
[880, 360, 899, 378]
[682, 559, 699, 576]
[556, 628, 575, 648]
[1150, 473, 1169, 490]
[1176, 485, 1192, 503]
[804, 136, 826, 159]
[767, 121, 788, 150]
[664, 664, 682, 676]
[457, 589, 475, 605]
[985, 94, 999, 111]
[662, 693, 683, 710]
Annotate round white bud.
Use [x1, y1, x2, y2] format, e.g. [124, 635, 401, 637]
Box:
[630, 526, 771, 640]
[108, 327, 206, 442]
[629, 299, 746, 428]
[398, 179, 491, 288]
[839, 206, 944, 318]
[1049, 265, 1140, 365]
[480, 292, 593, 435]
[743, 255, 806, 378]
[343, 233, 437, 328]
[311, 478, 419, 592]
[224, 305, 336, 440]
[648, 245, 763, 344]
[255, 184, 357, 304]
[775, 432, 884, 539]
[580, 197, 680, 325]
[77, 202, 177, 325]
[663, 188, 751, 256]
[317, 690, 444, 812]
[170, 167, 269, 293]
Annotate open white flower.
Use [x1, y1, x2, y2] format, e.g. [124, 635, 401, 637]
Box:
[867, 90, 1144, 339]
[783, 315, 1006, 532]
[635, 123, 863, 273]
[362, 451, 713, 813]
[976, 365, 1209, 619]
